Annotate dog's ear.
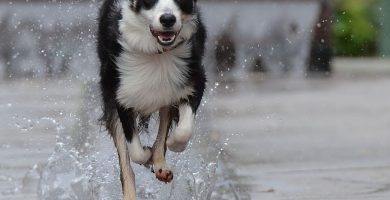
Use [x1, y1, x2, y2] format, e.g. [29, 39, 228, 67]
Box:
[130, 0, 141, 12]
[130, 0, 136, 9]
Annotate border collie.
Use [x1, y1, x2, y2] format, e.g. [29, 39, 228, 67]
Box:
[97, 0, 206, 199]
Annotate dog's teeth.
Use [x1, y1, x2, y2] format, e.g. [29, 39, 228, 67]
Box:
[170, 35, 176, 42]
[158, 35, 176, 44]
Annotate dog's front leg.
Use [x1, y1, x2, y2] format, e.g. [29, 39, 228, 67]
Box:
[167, 74, 205, 152]
[117, 105, 152, 166]
[152, 106, 174, 183]
[166, 104, 194, 152]
[114, 105, 152, 200]
[111, 114, 136, 200]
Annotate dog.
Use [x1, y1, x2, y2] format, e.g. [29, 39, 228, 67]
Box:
[97, 0, 206, 199]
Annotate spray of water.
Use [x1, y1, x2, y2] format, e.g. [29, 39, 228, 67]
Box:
[34, 82, 238, 200]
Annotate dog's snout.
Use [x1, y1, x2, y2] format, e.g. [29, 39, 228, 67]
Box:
[160, 14, 176, 28]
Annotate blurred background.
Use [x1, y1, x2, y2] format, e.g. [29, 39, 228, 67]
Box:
[1, 0, 390, 199]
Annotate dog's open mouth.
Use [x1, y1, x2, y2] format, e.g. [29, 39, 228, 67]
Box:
[150, 27, 179, 46]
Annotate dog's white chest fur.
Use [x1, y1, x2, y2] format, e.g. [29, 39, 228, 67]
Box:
[116, 47, 193, 114]
[114, 1, 196, 114]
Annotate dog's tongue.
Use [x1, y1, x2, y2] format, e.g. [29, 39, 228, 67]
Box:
[159, 32, 175, 39]
[154, 30, 177, 44]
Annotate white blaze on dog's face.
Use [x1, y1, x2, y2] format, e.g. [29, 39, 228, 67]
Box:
[130, 0, 198, 48]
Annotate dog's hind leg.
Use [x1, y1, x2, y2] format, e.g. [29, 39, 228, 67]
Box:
[109, 113, 136, 200]
[152, 106, 174, 183]
[167, 104, 194, 152]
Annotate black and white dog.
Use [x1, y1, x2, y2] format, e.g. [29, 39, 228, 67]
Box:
[97, 0, 206, 199]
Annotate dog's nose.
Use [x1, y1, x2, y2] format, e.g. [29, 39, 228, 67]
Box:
[160, 14, 176, 28]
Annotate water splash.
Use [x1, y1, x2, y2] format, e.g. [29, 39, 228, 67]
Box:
[35, 82, 238, 200]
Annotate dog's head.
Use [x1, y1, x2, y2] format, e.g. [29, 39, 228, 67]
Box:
[126, 0, 198, 49]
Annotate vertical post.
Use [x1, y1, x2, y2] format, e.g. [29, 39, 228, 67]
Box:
[379, 0, 390, 57]
[308, 0, 333, 75]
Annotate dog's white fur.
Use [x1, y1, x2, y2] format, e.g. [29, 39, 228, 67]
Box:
[128, 129, 152, 164]
[118, 0, 197, 54]
[167, 104, 194, 152]
[116, 0, 198, 115]
[116, 45, 194, 114]
[113, 115, 137, 199]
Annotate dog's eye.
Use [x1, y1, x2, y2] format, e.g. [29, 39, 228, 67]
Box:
[143, 0, 157, 9]
[175, 0, 194, 14]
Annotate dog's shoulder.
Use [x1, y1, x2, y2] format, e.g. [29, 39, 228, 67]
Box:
[98, 0, 123, 60]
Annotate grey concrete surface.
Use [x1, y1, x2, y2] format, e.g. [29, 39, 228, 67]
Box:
[1, 58, 390, 199]
[209, 58, 390, 199]
[0, 80, 83, 200]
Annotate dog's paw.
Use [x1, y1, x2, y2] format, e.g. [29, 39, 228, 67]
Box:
[166, 138, 188, 152]
[142, 146, 154, 168]
[153, 166, 173, 183]
[166, 128, 191, 152]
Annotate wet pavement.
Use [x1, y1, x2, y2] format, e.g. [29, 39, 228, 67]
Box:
[208, 58, 390, 199]
[1, 59, 390, 199]
[0, 80, 82, 200]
